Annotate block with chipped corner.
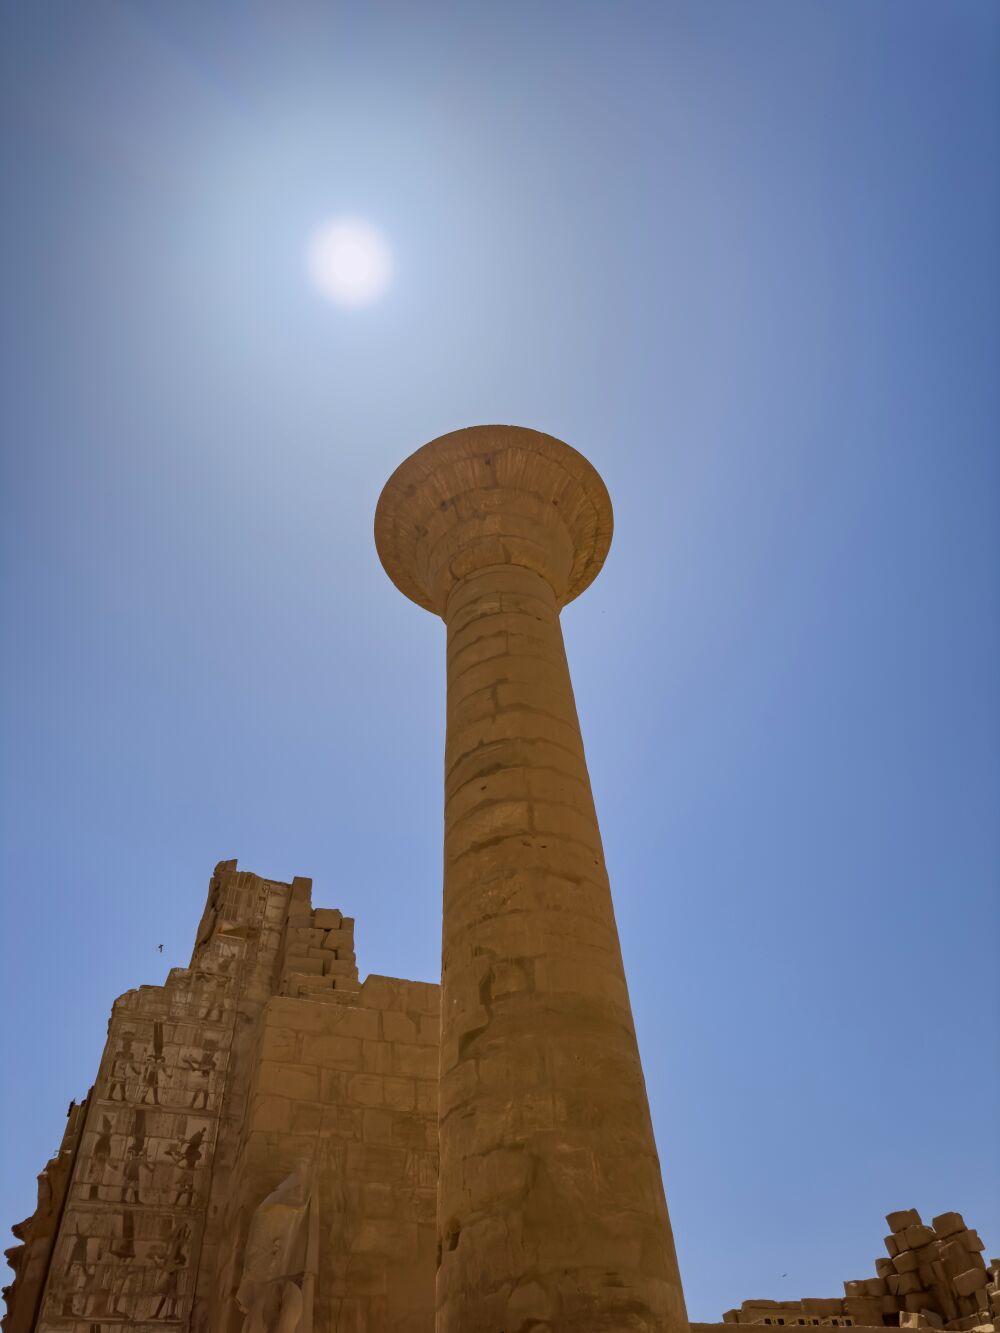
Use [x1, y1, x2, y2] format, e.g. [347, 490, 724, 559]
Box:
[897, 1251, 924, 1275]
[908, 1225, 939, 1249]
[954, 1270, 990, 1297]
[889, 1211, 925, 1232]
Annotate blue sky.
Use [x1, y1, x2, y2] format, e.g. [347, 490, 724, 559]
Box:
[1, 0, 998, 1318]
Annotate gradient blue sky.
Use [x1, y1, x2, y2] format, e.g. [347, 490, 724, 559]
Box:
[2, 1, 998, 1318]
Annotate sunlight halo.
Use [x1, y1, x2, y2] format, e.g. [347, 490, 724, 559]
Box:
[307, 218, 392, 307]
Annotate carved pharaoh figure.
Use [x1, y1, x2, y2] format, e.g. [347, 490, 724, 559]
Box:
[234, 1160, 317, 1333]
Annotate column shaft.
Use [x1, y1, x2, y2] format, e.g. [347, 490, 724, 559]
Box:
[437, 562, 685, 1333]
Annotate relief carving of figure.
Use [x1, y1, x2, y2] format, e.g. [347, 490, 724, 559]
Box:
[121, 1140, 152, 1205]
[181, 1041, 218, 1109]
[107, 1035, 137, 1101]
[88, 1115, 114, 1198]
[108, 1210, 136, 1264]
[108, 1214, 140, 1315]
[235, 1160, 318, 1333]
[66, 1230, 95, 1283]
[150, 1263, 183, 1322]
[148, 1222, 190, 1322]
[139, 1022, 168, 1106]
[199, 976, 228, 1023]
[165, 1126, 206, 1207]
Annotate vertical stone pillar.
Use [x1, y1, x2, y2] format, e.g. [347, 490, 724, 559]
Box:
[375, 425, 688, 1333]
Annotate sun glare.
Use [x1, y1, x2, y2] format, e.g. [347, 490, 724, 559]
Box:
[307, 218, 392, 307]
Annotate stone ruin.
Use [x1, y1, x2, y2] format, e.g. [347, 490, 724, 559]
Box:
[2, 427, 993, 1333]
[3, 861, 441, 1332]
[722, 1209, 998, 1333]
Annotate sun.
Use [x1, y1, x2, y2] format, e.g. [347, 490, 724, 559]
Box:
[307, 218, 392, 307]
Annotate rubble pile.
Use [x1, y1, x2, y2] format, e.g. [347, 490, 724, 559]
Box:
[845, 1209, 997, 1332]
[723, 1209, 997, 1332]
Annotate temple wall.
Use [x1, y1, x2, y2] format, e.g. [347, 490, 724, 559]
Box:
[29, 968, 236, 1330]
[17, 862, 294, 1333]
[2, 860, 418, 1333]
[3, 1100, 88, 1333]
[11, 858, 987, 1333]
[209, 976, 440, 1333]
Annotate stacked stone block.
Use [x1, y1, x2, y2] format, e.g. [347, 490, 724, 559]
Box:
[985, 1261, 1000, 1330]
[723, 1298, 852, 1327]
[842, 1209, 994, 1330]
[212, 974, 440, 1332]
[722, 1209, 995, 1333]
[278, 892, 361, 1002]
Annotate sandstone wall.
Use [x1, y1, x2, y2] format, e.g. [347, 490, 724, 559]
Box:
[3, 861, 441, 1333]
[210, 976, 439, 1333]
[3, 1101, 88, 1333]
[14, 860, 289, 1333]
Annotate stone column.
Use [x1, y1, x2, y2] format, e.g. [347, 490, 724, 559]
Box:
[375, 425, 688, 1333]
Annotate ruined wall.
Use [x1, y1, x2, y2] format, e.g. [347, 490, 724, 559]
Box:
[210, 975, 440, 1333]
[723, 1210, 998, 1333]
[6, 861, 290, 1333]
[3, 1101, 88, 1333]
[726, 1300, 859, 1328]
[2, 861, 440, 1333]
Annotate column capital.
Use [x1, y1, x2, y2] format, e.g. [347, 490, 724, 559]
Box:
[374, 425, 613, 617]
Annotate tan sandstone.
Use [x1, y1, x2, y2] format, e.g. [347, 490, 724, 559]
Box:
[375, 425, 688, 1333]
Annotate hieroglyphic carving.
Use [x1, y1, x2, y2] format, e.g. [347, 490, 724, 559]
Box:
[51, 1207, 197, 1325]
[10, 863, 357, 1333]
[32, 860, 280, 1332]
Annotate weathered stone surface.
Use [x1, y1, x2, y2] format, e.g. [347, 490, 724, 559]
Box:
[904, 1292, 933, 1312]
[313, 908, 343, 930]
[944, 1241, 987, 1278]
[846, 1296, 886, 1321]
[725, 1205, 996, 1333]
[3, 861, 440, 1333]
[897, 1273, 926, 1296]
[375, 425, 686, 1333]
[908, 1225, 939, 1249]
[955, 1270, 990, 1297]
[1, 1101, 86, 1333]
[235, 1160, 316, 1332]
[901, 1312, 944, 1329]
[889, 1211, 926, 1232]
